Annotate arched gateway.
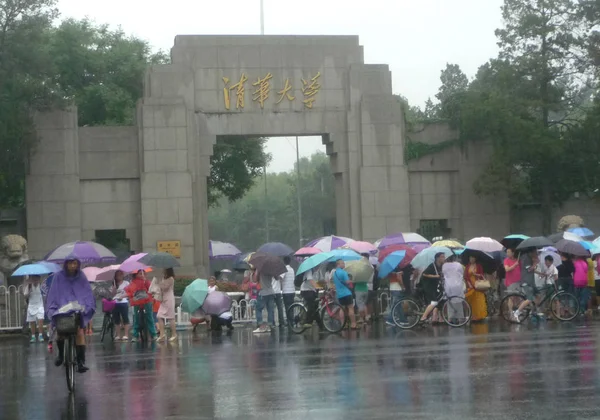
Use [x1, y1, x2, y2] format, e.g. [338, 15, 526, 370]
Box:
[27, 36, 412, 275]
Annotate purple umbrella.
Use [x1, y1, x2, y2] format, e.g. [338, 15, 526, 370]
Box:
[201, 291, 232, 316]
[119, 253, 149, 273]
[375, 232, 431, 250]
[209, 240, 242, 259]
[304, 235, 354, 252]
[45, 241, 117, 264]
[257, 242, 294, 257]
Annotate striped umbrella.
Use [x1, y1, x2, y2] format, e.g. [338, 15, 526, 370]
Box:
[45, 241, 117, 264]
[374, 232, 431, 250]
[304, 235, 354, 252]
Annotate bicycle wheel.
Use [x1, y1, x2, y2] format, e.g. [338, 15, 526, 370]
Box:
[65, 336, 75, 393]
[287, 303, 308, 334]
[550, 292, 579, 321]
[442, 297, 472, 327]
[391, 298, 420, 329]
[100, 314, 109, 342]
[321, 302, 346, 333]
[500, 293, 530, 323]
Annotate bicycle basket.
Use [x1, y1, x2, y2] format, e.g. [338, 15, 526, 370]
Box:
[102, 298, 117, 313]
[55, 314, 79, 335]
[133, 290, 149, 301]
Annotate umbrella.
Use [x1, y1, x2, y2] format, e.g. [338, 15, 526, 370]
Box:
[232, 252, 252, 271]
[297, 249, 361, 275]
[248, 252, 287, 277]
[12, 262, 61, 277]
[410, 246, 454, 270]
[209, 240, 242, 259]
[139, 252, 181, 268]
[201, 291, 232, 316]
[378, 251, 407, 279]
[431, 239, 464, 249]
[539, 250, 562, 267]
[257, 242, 294, 257]
[460, 248, 496, 273]
[501, 234, 530, 250]
[343, 241, 377, 254]
[555, 239, 589, 257]
[119, 253, 149, 273]
[465, 237, 503, 253]
[294, 247, 322, 257]
[568, 227, 594, 238]
[516, 236, 553, 251]
[580, 242, 600, 256]
[44, 241, 117, 264]
[82, 267, 102, 282]
[304, 235, 354, 252]
[549, 231, 583, 243]
[594, 237, 600, 247]
[344, 259, 374, 283]
[375, 232, 431, 249]
[181, 279, 209, 314]
[378, 244, 417, 268]
[93, 264, 129, 282]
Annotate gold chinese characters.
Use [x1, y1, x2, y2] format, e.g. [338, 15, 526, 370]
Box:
[222, 73, 321, 110]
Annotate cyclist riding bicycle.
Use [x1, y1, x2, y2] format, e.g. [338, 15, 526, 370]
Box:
[125, 270, 157, 342]
[46, 255, 95, 373]
[419, 252, 446, 322]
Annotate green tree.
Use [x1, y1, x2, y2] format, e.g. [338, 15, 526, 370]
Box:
[435, 63, 468, 122]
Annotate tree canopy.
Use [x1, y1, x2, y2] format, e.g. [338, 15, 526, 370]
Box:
[0, 5, 268, 208]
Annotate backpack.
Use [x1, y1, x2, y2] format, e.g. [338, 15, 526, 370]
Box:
[294, 273, 304, 288]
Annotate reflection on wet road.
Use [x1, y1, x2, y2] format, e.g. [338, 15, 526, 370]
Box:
[2, 321, 600, 419]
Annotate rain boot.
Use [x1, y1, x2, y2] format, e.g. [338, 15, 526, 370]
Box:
[76, 345, 89, 373]
[54, 339, 65, 366]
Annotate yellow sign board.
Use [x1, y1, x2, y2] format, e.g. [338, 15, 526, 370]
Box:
[157, 241, 181, 258]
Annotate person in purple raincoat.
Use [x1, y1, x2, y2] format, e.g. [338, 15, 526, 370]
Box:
[46, 255, 96, 373]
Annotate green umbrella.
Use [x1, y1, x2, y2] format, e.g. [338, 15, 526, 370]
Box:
[181, 279, 209, 314]
[344, 259, 374, 283]
[139, 252, 181, 268]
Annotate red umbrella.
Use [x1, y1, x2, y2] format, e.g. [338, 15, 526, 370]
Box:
[378, 244, 417, 268]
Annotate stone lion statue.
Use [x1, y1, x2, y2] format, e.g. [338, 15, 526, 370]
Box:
[557, 215, 584, 232]
[0, 235, 29, 287]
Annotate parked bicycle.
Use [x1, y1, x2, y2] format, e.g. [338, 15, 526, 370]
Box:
[390, 288, 472, 329]
[500, 283, 579, 323]
[288, 288, 347, 334]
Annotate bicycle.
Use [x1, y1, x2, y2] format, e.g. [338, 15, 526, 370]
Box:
[135, 304, 149, 344]
[54, 312, 81, 393]
[500, 283, 579, 324]
[100, 299, 115, 343]
[288, 288, 347, 334]
[390, 289, 472, 329]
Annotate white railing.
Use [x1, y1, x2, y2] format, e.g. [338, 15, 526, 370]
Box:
[0, 285, 25, 331]
[0, 285, 392, 331]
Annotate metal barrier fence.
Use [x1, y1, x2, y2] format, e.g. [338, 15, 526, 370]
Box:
[0, 285, 391, 331]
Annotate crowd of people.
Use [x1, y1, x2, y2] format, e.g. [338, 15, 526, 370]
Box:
[234, 247, 600, 333]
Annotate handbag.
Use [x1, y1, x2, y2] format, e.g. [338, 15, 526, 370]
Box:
[474, 280, 491, 292]
[149, 278, 163, 302]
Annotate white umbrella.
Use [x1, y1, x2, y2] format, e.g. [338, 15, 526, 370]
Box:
[209, 240, 242, 259]
[465, 237, 504, 253]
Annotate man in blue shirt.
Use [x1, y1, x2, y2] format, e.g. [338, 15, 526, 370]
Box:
[332, 259, 357, 329]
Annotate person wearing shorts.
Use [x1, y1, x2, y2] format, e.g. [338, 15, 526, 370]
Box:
[333, 260, 357, 329]
[111, 270, 130, 341]
[25, 275, 45, 343]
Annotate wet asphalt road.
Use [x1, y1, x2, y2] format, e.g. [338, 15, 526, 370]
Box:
[2, 321, 600, 420]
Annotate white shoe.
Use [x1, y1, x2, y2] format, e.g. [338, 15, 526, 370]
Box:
[253, 326, 269, 333]
[513, 311, 521, 323]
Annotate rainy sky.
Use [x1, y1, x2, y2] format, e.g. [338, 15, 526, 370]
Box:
[57, 0, 504, 172]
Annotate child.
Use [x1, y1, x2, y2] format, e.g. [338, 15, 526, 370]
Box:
[24, 275, 45, 343]
[208, 276, 218, 293]
[125, 270, 157, 342]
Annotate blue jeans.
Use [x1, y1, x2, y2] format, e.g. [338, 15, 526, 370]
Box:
[256, 294, 275, 326]
[387, 291, 405, 323]
[575, 287, 591, 314]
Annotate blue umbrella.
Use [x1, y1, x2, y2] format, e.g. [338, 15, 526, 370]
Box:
[411, 246, 454, 270]
[568, 227, 594, 238]
[12, 262, 61, 277]
[378, 251, 406, 279]
[297, 249, 361, 275]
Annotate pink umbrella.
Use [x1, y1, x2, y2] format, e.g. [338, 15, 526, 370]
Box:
[344, 241, 377, 254]
[119, 253, 149, 273]
[95, 264, 124, 282]
[295, 247, 322, 257]
[82, 267, 102, 282]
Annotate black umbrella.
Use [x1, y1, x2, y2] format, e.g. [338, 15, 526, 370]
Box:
[516, 236, 553, 251]
[248, 252, 287, 277]
[555, 239, 589, 257]
[139, 252, 181, 268]
[461, 248, 497, 273]
[501, 235, 529, 250]
[232, 252, 252, 272]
